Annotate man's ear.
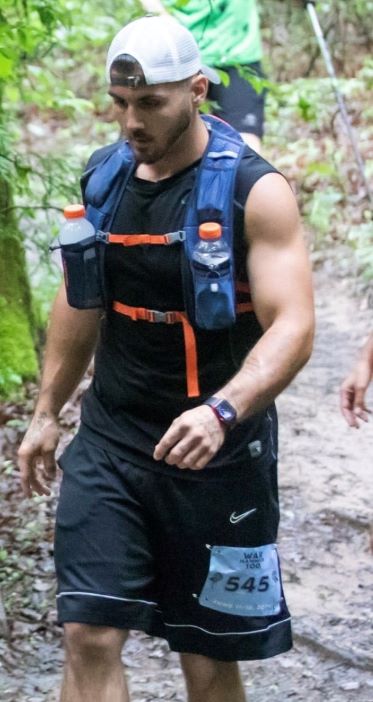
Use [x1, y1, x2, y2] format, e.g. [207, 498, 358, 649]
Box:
[190, 74, 209, 106]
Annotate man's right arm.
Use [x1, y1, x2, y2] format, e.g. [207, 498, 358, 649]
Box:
[18, 283, 102, 497]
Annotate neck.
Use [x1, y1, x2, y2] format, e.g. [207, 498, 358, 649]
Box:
[136, 114, 209, 182]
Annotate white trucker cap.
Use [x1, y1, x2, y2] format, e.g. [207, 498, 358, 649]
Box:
[106, 15, 220, 86]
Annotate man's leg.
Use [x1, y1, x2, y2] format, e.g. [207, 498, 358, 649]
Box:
[60, 623, 129, 702]
[180, 652, 246, 702]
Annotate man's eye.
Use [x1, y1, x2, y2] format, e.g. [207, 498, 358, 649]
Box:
[141, 100, 161, 108]
[113, 98, 126, 108]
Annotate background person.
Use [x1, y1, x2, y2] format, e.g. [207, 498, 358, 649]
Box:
[17, 14, 314, 702]
[140, 0, 307, 153]
[140, 0, 266, 151]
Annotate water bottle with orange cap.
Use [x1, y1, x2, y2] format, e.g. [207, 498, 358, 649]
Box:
[50, 204, 103, 309]
[191, 222, 235, 329]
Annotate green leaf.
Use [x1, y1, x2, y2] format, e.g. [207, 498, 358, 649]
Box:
[307, 190, 343, 236]
[306, 161, 337, 178]
[216, 69, 230, 88]
[0, 53, 12, 78]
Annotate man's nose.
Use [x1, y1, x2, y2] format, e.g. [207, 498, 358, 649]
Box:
[125, 105, 144, 131]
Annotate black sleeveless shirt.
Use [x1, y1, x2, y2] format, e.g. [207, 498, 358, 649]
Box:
[80, 147, 279, 476]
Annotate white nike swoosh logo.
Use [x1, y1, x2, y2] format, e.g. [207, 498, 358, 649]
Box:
[229, 508, 257, 524]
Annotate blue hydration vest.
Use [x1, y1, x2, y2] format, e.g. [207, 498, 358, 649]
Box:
[81, 115, 247, 330]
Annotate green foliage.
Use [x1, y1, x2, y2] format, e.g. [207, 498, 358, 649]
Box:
[357, 57, 373, 92]
[0, 1, 143, 397]
[348, 221, 373, 280]
[264, 41, 372, 278]
[261, 1, 372, 85]
[0, 0, 69, 79]
[0, 0, 141, 190]
[0, 300, 39, 397]
[215, 69, 230, 88]
[237, 65, 275, 96]
[0, 221, 39, 397]
[0, 2, 141, 378]
[0, 0, 141, 188]
[306, 189, 344, 238]
[171, 0, 189, 8]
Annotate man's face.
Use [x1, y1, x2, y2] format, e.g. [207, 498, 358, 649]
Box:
[108, 80, 196, 165]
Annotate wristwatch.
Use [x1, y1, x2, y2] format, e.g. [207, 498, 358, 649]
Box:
[203, 396, 237, 430]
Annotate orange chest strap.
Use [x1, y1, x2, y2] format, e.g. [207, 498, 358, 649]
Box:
[112, 301, 200, 398]
[108, 231, 185, 247]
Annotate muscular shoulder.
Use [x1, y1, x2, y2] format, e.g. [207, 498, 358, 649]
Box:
[234, 147, 279, 209]
[245, 172, 301, 246]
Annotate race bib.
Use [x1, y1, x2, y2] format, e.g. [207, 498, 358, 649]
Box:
[199, 544, 281, 617]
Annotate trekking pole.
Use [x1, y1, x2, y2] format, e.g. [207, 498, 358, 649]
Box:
[304, 1, 373, 205]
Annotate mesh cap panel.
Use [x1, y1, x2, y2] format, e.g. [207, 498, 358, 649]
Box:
[106, 15, 220, 85]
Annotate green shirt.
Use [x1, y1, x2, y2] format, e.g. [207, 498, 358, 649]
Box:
[164, 0, 262, 67]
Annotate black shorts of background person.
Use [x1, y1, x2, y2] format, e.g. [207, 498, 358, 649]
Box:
[208, 62, 266, 152]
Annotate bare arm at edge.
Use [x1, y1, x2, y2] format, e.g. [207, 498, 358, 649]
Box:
[154, 173, 315, 469]
[340, 332, 373, 427]
[18, 283, 102, 497]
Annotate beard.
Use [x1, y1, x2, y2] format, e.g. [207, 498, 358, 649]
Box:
[129, 107, 192, 165]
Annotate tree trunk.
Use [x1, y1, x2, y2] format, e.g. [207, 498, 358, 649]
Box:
[0, 177, 38, 397]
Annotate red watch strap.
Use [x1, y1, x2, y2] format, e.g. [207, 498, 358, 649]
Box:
[207, 404, 228, 429]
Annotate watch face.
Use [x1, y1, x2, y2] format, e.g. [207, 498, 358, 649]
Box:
[207, 398, 237, 426]
[217, 400, 236, 425]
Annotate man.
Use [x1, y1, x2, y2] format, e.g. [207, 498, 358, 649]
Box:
[340, 332, 373, 427]
[18, 15, 314, 702]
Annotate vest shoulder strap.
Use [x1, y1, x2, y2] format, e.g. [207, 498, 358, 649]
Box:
[181, 115, 246, 325]
[183, 115, 246, 256]
[82, 140, 134, 232]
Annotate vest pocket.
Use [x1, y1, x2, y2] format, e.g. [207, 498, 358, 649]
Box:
[193, 266, 236, 330]
[61, 237, 103, 309]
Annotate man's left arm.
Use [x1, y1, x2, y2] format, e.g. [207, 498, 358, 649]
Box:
[154, 173, 315, 469]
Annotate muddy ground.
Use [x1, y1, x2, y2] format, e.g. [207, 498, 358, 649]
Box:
[0, 260, 372, 701]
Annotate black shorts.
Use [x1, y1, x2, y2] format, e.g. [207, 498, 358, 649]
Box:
[55, 433, 292, 661]
[208, 63, 266, 137]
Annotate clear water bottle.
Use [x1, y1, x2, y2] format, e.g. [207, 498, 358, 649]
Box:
[191, 222, 235, 329]
[53, 204, 103, 309]
[59, 204, 95, 245]
[191, 222, 230, 276]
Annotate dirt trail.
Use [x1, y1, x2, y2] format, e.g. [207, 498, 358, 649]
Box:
[0, 263, 372, 701]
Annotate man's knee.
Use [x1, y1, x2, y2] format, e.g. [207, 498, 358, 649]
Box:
[64, 622, 128, 667]
[180, 652, 239, 692]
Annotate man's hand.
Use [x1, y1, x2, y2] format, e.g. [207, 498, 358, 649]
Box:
[153, 405, 226, 470]
[18, 412, 60, 497]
